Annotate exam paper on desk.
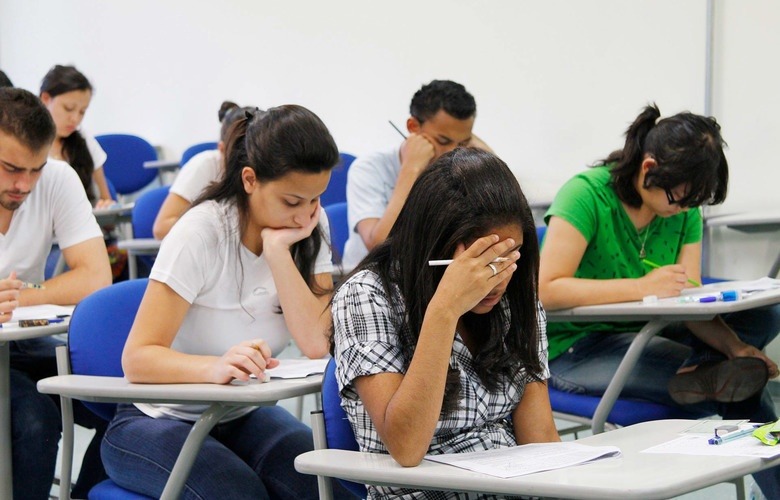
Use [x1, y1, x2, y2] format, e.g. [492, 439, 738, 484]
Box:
[424, 442, 621, 478]
[642, 434, 780, 459]
[264, 358, 329, 379]
[10, 304, 75, 321]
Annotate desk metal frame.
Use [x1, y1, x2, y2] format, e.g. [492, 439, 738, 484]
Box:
[296, 419, 774, 499]
[37, 373, 322, 500]
[547, 288, 780, 434]
[0, 322, 69, 499]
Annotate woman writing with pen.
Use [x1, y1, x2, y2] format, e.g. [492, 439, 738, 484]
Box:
[101, 105, 352, 499]
[539, 104, 780, 497]
[331, 148, 559, 499]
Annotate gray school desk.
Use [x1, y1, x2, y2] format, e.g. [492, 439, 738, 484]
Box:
[546, 287, 780, 434]
[0, 319, 70, 500]
[295, 419, 778, 499]
[37, 373, 323, 500]
[92, 202, 135, 227]
[705, 210, 780, 278]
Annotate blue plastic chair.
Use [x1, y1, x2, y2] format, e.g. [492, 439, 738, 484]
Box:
[181, 141, 218, 167]
[320, 152, 356, 207]
[324, 202, 349, 265]
[59, 279, 154, 499]
[131, 186, 170, 240]
[96, 134, 158, 196]
[312, 358, 367, 499]
[120, 186, 169, 278]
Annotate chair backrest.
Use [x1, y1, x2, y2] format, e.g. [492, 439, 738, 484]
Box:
[320, 152, 356, 207]
[536, 225, 546, 247]
[324, 202, 349, 265]
[321, 358, 366, 498]
[181, 141, 218, 167]
[132, 185, 171, 239]
[96, 134, 158, 195]
[68, 279, 149, 421]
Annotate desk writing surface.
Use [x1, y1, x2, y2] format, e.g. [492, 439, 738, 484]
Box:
[705, 210, 780, 231]
[546, 287, 780, 323]
[295, 420, 778, 500]
[37, 374, 322, 406]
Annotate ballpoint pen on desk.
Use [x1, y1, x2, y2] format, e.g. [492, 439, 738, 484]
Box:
[642, 259, 702, 287]
[428, 257, 510, 266]
[708, 425, 760, 445]
[21, 281, 46, 290]
[388, 120, 407, 139]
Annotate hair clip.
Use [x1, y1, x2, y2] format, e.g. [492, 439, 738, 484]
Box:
[244, 109, 255, 120]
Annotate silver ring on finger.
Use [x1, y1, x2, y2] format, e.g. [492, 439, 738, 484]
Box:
[488, 263, 498, 277]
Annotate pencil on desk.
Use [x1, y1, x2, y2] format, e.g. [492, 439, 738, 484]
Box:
[641, 259, 701, 287]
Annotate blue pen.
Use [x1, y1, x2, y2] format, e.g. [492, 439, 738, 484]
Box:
[708, 426, 757, 445]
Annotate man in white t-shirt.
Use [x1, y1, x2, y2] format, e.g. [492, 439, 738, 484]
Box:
[0, 88, 112, 500]
[342, 80, 491, 270]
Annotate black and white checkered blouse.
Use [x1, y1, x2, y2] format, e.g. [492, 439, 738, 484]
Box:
[332, 269, 549, 500]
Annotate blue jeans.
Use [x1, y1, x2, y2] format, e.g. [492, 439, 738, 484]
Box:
[102, 404, 354, 500]
[549, 305, 780, 496]
[10, 337, 108, 499]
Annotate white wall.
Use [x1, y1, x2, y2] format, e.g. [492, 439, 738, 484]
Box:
[0, 0, 777, 277]
[2, 0, 706, 203]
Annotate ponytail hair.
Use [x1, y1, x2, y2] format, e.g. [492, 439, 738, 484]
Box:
[600, 103, 728, 208]
[40, 65, 96, 202]
[196, 104, 340, 296]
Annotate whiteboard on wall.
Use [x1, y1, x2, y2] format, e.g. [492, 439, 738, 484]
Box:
[1, 0, 707, 204]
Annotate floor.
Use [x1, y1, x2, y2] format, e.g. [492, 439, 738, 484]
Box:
[54, 380, 778, 499]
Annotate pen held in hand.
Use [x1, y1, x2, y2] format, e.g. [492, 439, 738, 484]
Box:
[21, 282, 46, 290]
[641, 259, 702, 287]
[388, 120, 407, 139]
[428, 257, 510, 267]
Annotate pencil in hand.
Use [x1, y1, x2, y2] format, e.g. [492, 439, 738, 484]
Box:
[641, 259, 701, 287]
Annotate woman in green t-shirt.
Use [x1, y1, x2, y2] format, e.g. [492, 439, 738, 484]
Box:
[540, 104, 780, 497]
[540, 104, 779, 413]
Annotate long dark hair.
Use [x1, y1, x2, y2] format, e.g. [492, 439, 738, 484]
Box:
[600, 103, 728, 208]
[343, 148, 543, 413]
[40, 65, 95, 202]
[197, 104, 339, 295]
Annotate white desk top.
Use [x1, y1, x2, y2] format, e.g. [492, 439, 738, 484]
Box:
[143, 159, 180, 171]
[705, 210, 780, 230]
[93, 202, 134, 226]
[296, 419, 778, 500]
[37, 374, 322, 406]
[547, 286, 780, 323]
[117, 238, 162, 251]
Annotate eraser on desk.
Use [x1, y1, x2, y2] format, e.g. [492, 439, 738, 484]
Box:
[642, 295, 658, 304]
[720, 290, 740, 302]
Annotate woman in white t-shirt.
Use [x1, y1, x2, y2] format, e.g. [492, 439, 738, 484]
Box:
[101, 105, 351, 499]
[152, 101, 256, 239]
[40, 65, 115, 208]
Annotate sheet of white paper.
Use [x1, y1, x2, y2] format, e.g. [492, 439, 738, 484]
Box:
[642, 434, 780, 459]
[424, 442, 622, 478]
[681, 419, 748, 435]
[265, 358, 329, 379]
[680, 277, 780, 295]
[11, 304, 75, 321]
